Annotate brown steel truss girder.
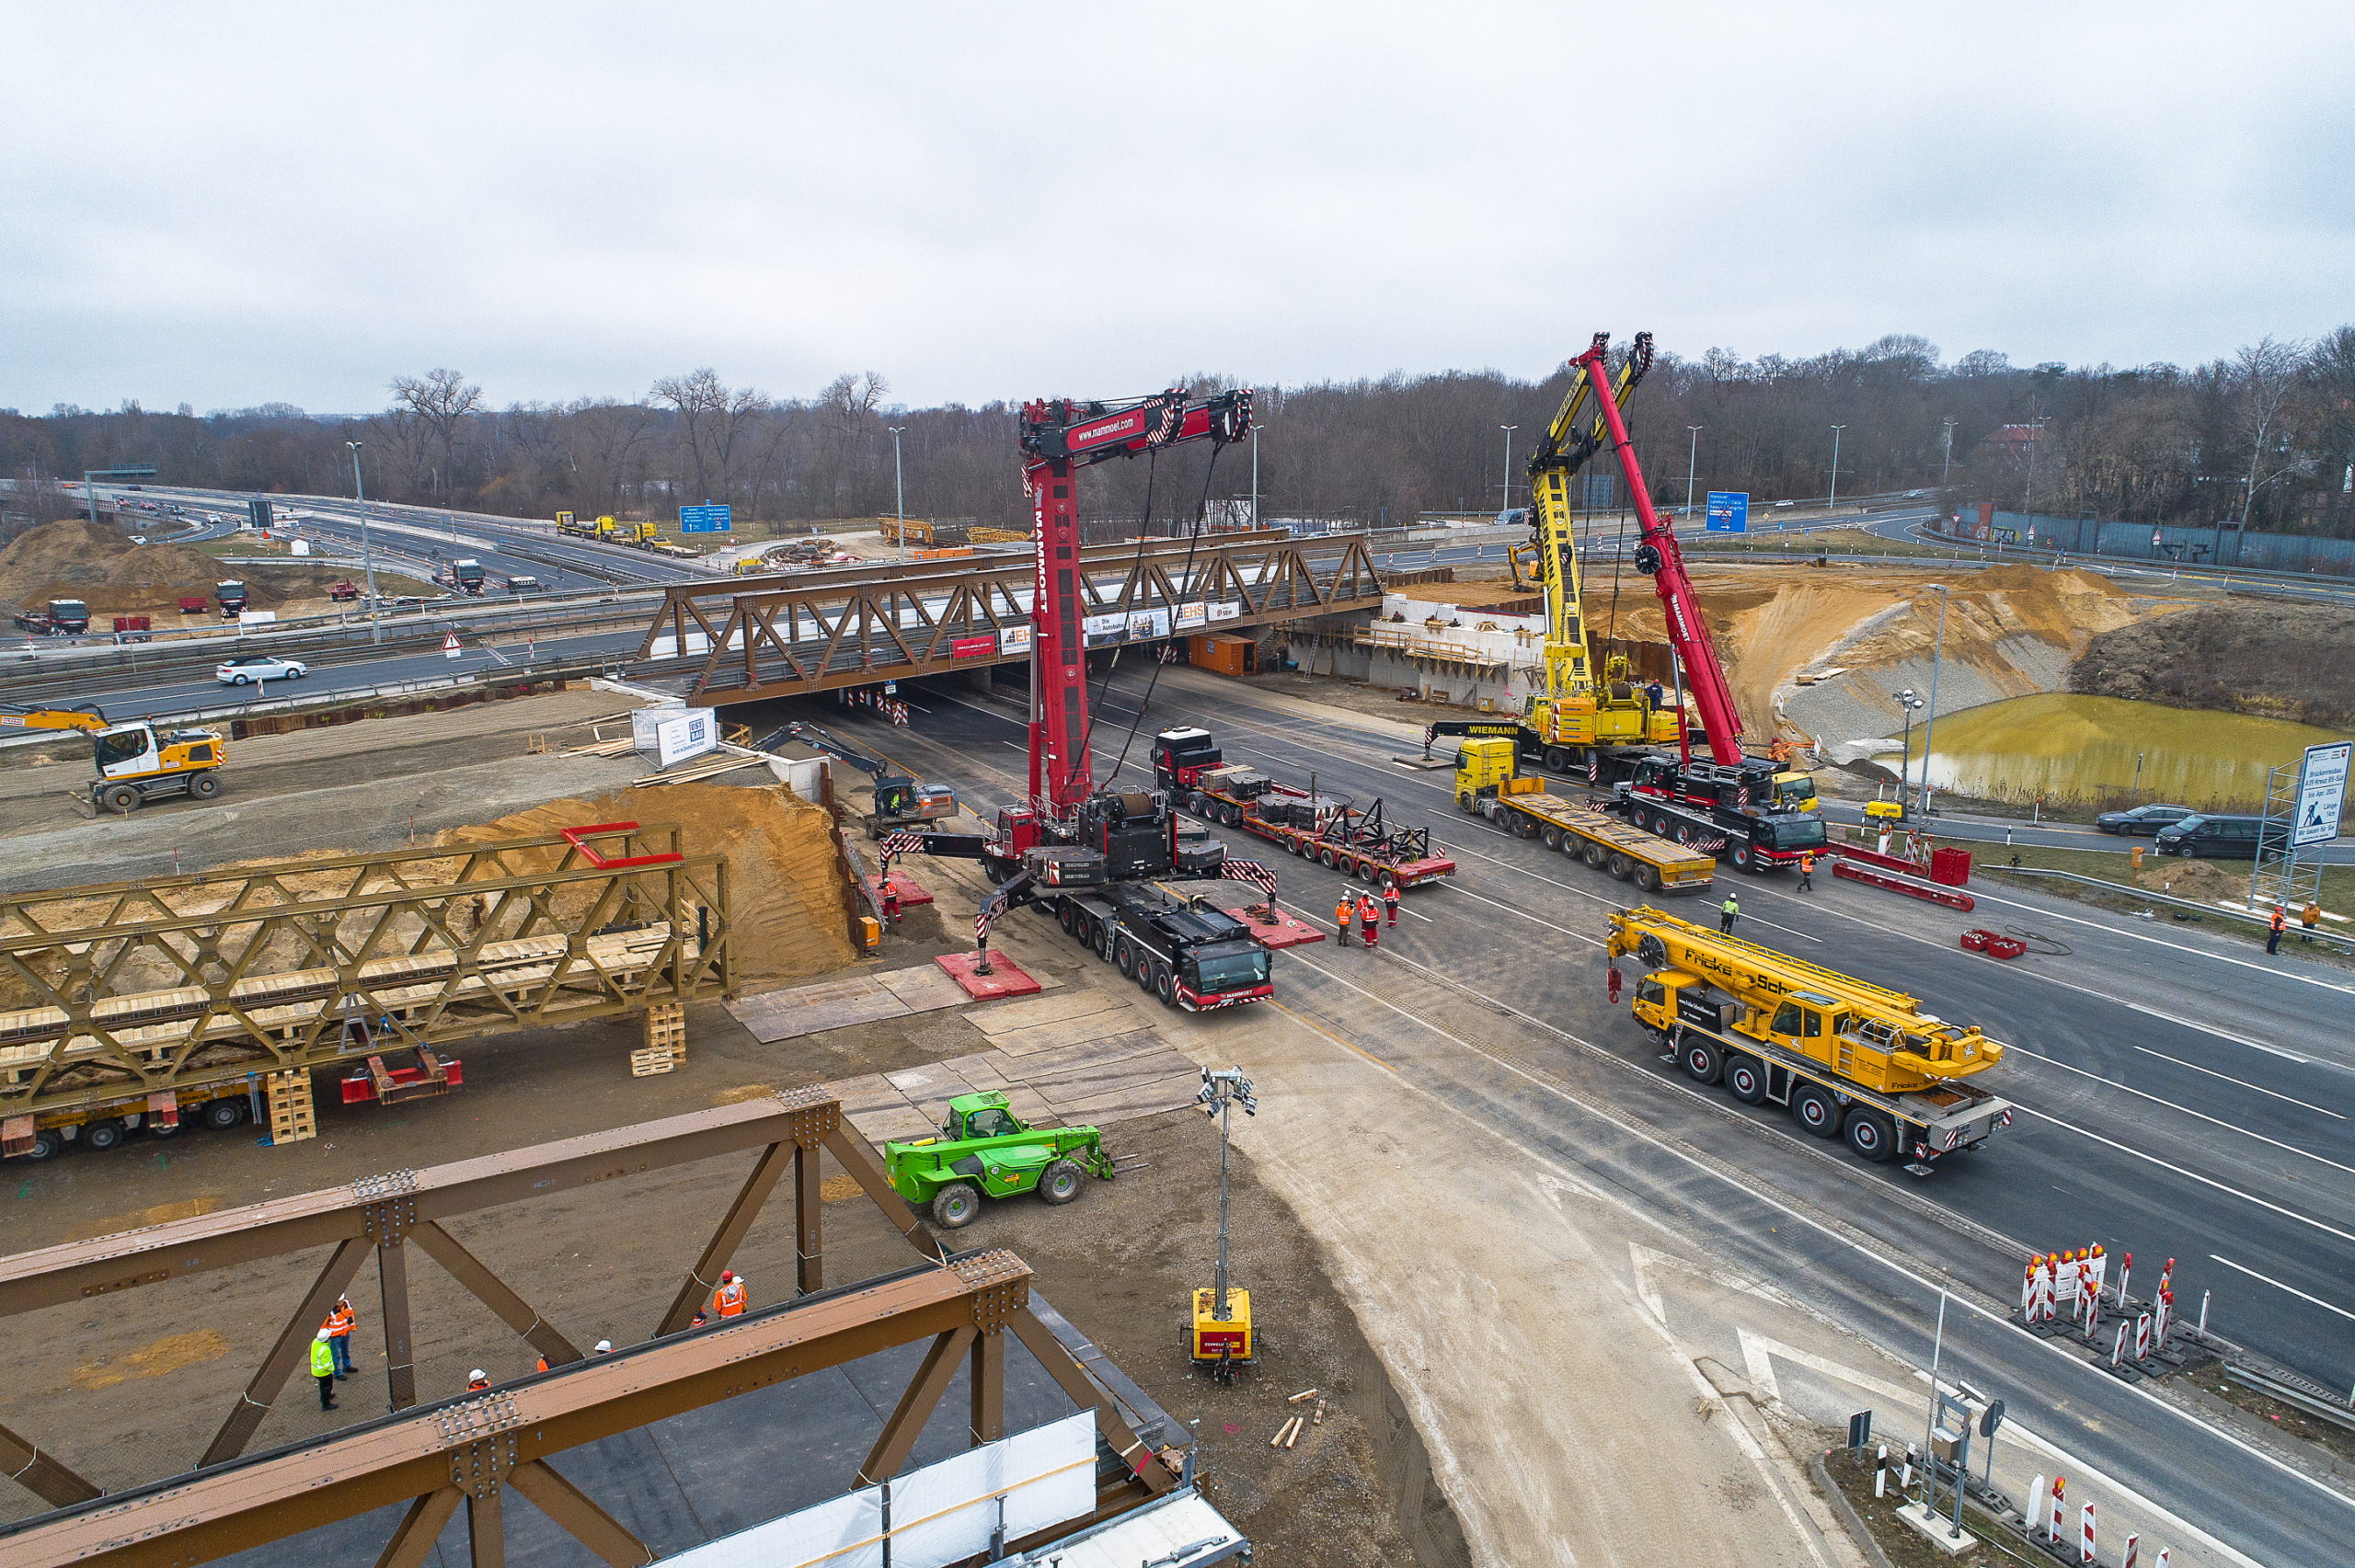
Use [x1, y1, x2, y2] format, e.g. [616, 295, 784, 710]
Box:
[678, 533, 1386, 707]
[2, 1090, 926, 1492]
[0, 829, 732, 1122]
[0, 1251, 1168, 1568]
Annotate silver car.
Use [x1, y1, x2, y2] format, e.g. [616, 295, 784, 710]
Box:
[216, 655, 308, 684]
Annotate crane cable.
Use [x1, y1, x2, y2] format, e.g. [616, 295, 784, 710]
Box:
[1104, 440, 1229, 784]
[1076, 449, 1160, 766]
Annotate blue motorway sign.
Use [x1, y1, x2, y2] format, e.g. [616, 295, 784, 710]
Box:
[679, 504, 733, 534]
[1706, 490, 1750, 533]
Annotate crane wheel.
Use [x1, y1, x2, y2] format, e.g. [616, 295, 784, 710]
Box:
[189, 772, 221, 799]
[1844, 1109, 1898, 1162]
[1113, 940, 1136, 978]
[1039, 1160, 1085, 1205]
[1791, 1086, 1842, 1139]
[1724, 1056, 1767, 1104]
[1679, 1040, 1723, 1085]
[931, 1183, 982, 1229]
[1545, 747, 1569, 772]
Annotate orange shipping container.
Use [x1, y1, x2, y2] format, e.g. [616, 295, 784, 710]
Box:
[1189, 634, 1256, 678]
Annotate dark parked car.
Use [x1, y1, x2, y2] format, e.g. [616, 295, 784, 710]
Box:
[2154, 814, 2269, 859]
[2095, 803, 2195, 835]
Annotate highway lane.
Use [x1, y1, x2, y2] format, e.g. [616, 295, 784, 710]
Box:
[814, 669, 2355, 1393]
[788, 674, 2355, 1567]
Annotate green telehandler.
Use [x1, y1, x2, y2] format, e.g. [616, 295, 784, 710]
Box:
[884, 1091, 1116, 1229]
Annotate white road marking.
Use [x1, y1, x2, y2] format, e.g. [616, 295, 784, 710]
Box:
[2133, 1046, 2347, 1119]
[1959, 882, 2355, 1001]
[2003, 1045, 2355, 1174]
[2209, 1254, 2355, 1322]
[1270, 950, 2343, 1545]
[2005, 1104, 2355, 1246]
[1432, 880, 1603, 946]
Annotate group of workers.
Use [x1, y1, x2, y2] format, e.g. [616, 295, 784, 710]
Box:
[310, 1270, 756, 1412]
[1332, 883, 1401, 948]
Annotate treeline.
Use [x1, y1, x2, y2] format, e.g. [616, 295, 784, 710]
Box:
[6, 328, 2353, 535]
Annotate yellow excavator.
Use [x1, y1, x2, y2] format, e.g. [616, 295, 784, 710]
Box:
[0, 704, 227, 812]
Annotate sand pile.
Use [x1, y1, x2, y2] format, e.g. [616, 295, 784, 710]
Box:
[440, 780, 856, 984]
[0, 518, 349, 613]
[2131, 857, 2242, 902]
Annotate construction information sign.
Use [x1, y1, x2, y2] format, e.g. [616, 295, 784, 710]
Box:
[2293, 740, 2351, 846]
[679, 504, 732, 533]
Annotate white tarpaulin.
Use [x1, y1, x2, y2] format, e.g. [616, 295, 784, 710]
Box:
[1206, 602, 1242, 623]
[2294, 740, 2351, 847]
[661, 1413, 1095, 1568]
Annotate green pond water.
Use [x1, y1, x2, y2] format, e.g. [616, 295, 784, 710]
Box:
[1907, 693, 2350, 810]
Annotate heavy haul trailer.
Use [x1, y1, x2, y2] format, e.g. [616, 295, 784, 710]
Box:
[911, 791, 1275, 1013]
[1605, 906, 2012, 1171]
[1452, 737, 1710, 895]
[1611, 781, 1828, 874]
[1151, 727, 1457, 890]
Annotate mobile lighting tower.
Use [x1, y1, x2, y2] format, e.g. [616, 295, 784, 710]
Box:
[1190, 1066, 1258, 1382]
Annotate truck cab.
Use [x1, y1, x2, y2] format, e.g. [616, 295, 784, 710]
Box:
[215, 580, 248, 616]
[454, 559, 487, 592]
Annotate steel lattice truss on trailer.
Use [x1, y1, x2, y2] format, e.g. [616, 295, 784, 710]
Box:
[0, 1090, 1174, 1567]
[0, 824, 732, 1124]
[632, 530, 1388, 705]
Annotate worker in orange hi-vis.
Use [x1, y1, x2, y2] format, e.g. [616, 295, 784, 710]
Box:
[325, 1295, 358, 1379]
[1382, 883, 1400, 926]
[467, 1369, 490, 1391]
[1334, 897, 1354, 944]
[1357, 894, 1380, 950]
[712, 1269, 748, 1318]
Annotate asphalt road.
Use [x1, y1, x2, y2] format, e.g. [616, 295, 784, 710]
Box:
[770, 668, 2355, 1567]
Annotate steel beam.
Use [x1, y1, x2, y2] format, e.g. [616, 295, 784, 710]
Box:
[0, 1252, 1049, 1568]
[795, 1144, 823, 1295]
[410, 1220, 583, 1369]
[1008, 1305, 1172, 1494]
[370, 1487, 460, 1568]
[506, 1459, 650, 1567]
[654, 1138, 794, 1335]
[0, 1421, 99, 1510]
[199, 1236, 371, 1466]
[856, 1326, 974, 1484]
[971, 1328, 1005, 1445]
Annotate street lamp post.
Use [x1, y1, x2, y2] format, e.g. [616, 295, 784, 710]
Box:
[1499, 426, 1519, 519]
[888, 426, 907, 562]
[1939, 418, 1958, 486]
[1684, 427, 1703, 519]
[1893, 688, 1924, 807]
[1917, 585, 1950, 815]
[1829, 425, 1847, 509]
[1250, 424, 1262, 527]
[346, 441, 381, 644]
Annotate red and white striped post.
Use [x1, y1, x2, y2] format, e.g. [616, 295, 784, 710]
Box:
[2123, 1531, 2140, 1568]
[2050, 1475, 2068, 1542]
[2111, 1322, 2130, 1369]
[2155, 1548, 2169, 1568]
[2081, 1499, 2098, 1565]
[2116, 1251, 2132, 1307]
[2134, 1310, 2152, 1362]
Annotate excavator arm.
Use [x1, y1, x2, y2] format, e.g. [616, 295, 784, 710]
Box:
[0, 704, 109, 732]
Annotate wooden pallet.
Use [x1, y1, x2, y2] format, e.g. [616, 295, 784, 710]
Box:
[629, 1047, 678, 1077]
[264, 1070, 316, 1145]
[642, 1002, 687, 1062]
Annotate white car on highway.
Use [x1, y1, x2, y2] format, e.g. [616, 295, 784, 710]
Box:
[216, 654, 308, 684]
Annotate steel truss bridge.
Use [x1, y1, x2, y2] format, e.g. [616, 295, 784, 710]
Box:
[634, 529, 1387, 706]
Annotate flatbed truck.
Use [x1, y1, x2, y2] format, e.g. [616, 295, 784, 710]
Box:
[1606, 907, 2012, 1170]
[1607, 779, 1829, 874]
[1452, 737, 1710, 895]
[1153, 726, 1456, 889]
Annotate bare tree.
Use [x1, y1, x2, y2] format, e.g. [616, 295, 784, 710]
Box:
[388, 369, 483, 498]
[652, 369, 769, 512]
[2226, 337, 2308, 528]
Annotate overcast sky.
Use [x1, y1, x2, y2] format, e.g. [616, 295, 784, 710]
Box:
[7, 2, 2352, 416]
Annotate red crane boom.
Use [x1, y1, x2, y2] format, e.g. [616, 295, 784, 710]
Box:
[1570, 334, 1747, 767]
[1017, 388, 1254, 810]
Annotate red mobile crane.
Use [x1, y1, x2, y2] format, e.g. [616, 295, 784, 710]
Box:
[1571, 333, 1828, 871]
[897, 388, 1281, 1011]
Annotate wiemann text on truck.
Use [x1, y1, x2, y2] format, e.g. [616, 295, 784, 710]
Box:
[1606, 906, 2012, 1172]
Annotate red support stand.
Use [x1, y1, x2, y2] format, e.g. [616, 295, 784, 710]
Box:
[863, 872, 934, 908]
[936, 951, 1042, 999]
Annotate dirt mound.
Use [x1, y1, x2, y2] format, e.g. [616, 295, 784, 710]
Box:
[2132, 857, 2241, 902]
[0, 518, 347, 613]
[2072, 601, 2355, 731]
[440, 780, 856, 984]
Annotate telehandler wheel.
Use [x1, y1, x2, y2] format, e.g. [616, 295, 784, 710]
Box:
[1679, 1040, 1723, 1085]
[1790, 1085, 1842, 1139]
[189, 772, 221, 799]
[931, 1182, 982, 1229]
[1038, 1159, 1086, 1205]
[1844, 1109, 1898, 1163]
[1724, 1055, 1768, 1104]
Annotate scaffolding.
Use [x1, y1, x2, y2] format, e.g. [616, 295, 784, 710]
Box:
[2251, 758, 2326, 915]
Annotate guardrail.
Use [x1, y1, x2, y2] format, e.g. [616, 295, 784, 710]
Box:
[1982, 864, 2355, 953]
[2222, 1360, 2355, 1432]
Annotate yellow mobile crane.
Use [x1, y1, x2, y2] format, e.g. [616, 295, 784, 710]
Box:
[0, 704, 227, 811]
[1432, 344, 1682, 775]
[1605, 906, 2011, 1170]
